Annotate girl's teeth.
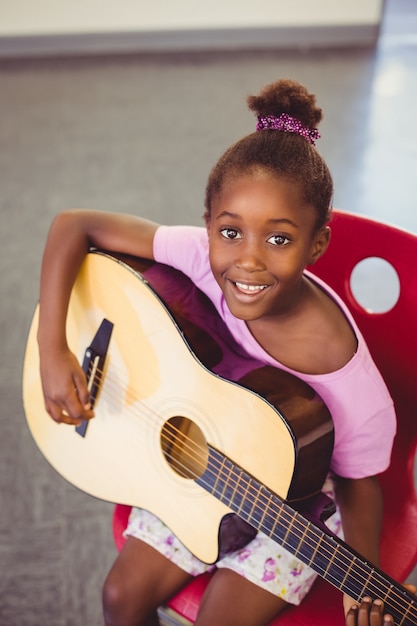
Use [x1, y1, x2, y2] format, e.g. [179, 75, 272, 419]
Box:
[235, 282, 266, 292]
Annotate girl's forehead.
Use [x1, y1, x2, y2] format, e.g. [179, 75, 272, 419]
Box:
[215, 173, 307, 211]
[219, 169, 304, 198]
[212, 173, 318, 231]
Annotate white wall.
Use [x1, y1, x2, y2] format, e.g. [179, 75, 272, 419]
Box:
[0, 0, 383, 36]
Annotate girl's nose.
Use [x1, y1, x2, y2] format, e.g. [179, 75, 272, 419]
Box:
[235, 241, 266, 272]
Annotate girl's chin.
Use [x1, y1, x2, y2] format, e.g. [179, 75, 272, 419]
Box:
[224, 300, 264, 322]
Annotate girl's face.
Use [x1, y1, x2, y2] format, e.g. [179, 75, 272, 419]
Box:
[206, 171, 329, 322]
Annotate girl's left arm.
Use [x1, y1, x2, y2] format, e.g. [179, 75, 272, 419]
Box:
[335, 475, 384, 616]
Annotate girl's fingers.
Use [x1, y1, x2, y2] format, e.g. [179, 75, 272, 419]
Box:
[346, 604, 359, 626]
[368, 599, 385, 626]
[346, 598, 394, 626]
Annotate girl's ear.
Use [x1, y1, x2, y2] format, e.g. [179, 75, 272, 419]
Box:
[308, 226, 331, 266]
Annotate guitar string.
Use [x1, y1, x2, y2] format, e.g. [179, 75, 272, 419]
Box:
[86, 366, 416, 620]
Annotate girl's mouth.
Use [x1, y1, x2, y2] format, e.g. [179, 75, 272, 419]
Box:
[230, 281, 271, 300]
[234, 281, 268, 293]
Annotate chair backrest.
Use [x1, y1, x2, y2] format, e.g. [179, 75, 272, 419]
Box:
[310, 209, 417, 581]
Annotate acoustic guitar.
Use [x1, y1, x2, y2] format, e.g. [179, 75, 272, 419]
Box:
[22, 250, 417, 625]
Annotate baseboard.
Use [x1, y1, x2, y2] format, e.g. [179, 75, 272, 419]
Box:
[0, 24, 379, 59]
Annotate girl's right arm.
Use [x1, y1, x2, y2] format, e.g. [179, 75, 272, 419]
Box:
[37, 209, 159, 426]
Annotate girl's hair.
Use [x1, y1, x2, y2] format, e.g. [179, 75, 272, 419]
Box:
[204, 79, 333, 230]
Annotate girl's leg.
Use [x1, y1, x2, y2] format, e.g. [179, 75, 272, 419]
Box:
[102, 536, 193, 626]
[195, 568, 288, 626]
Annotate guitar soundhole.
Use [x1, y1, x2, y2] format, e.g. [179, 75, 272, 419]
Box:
[161, 416, 208, 480]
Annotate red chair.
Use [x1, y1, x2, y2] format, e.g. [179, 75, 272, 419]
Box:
[113, 209, 417, 625]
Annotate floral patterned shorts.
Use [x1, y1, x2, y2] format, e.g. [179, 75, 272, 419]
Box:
[124, 477, 343, 606]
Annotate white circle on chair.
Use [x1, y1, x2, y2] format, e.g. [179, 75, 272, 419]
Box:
[350, 257, 400, 313]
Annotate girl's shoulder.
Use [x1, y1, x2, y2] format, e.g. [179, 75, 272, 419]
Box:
[303, 277, 358, 374]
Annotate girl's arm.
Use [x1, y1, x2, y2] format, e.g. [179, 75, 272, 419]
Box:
[335, 475, 383, 617]
[37, 209, 159, 426]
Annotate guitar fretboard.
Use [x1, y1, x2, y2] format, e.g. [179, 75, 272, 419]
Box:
[196, 446, 417, 626]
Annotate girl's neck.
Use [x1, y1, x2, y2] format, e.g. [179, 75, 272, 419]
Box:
[245, 276, 357, 375]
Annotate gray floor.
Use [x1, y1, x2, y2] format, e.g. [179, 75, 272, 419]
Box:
[1, 1, 417, 624]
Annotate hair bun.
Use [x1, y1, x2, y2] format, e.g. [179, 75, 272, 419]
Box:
[247, 79, 322, 129]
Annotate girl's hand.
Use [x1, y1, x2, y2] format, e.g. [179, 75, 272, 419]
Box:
[39, 348, 95, 426]
[345, 586, 416, 626]
[345, 597, 392, 626]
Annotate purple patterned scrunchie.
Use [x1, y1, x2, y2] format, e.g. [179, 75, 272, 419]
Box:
[256, 112, 320, 146]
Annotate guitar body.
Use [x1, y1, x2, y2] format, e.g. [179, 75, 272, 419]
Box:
[23, 251, 333, 564]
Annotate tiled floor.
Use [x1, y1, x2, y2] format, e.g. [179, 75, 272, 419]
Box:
[0, 1, 416, 624]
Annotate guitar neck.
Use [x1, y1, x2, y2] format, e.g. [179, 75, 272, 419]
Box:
[196, 445, 417, 626]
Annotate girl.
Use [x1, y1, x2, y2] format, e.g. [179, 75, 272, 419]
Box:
[37, 79, 397, 626]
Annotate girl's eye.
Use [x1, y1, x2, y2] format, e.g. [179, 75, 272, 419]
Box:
[220, 228, 241, 240]
[267, 234, 290, 246]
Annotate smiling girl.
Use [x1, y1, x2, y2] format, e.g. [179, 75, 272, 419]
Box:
[37, 79, 397, 626]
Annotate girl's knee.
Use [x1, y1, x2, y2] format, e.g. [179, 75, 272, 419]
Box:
[102, 569, 159, 626]
[102, 571, 126, 622]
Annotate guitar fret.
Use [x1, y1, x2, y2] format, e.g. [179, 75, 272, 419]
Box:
[235, 473, 251, 516]
[205, 449, 280, 534]
[242, 472, 261, 518]
[281, 514, 295, 548]
[285, 518, 318, 564]
[400, 602, 415, 626]
[340, 556, 356, 590]
[208, 452, 234, 504]
[206, 450, 251, 514]
[324, 546, 339, 577]
[249, 485, 270, 527]
[358, 567, 375, 600]
[211, 455, 227, 495]
[267, 498, 287, 544]
[276, 513, 354, 592]
[219, 458, 237, 504]
[260, 502, 280, 537]
[319, 539, 364, 596]
[284, 516, 323, 566]
[270, 507, 310, 561]
[258, 491, 274, 529]
[382, 585, 395, 604]
[229, 468, 243, 509]
[293, 521, 309, 557]
[338, 546, 377, 600]
[232, 467, 256, 514]
[331, 543, 400, 604]
[308, 523, 323, 565]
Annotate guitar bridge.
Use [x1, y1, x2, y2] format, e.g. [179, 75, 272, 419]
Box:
[75, 318, 114, 437]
